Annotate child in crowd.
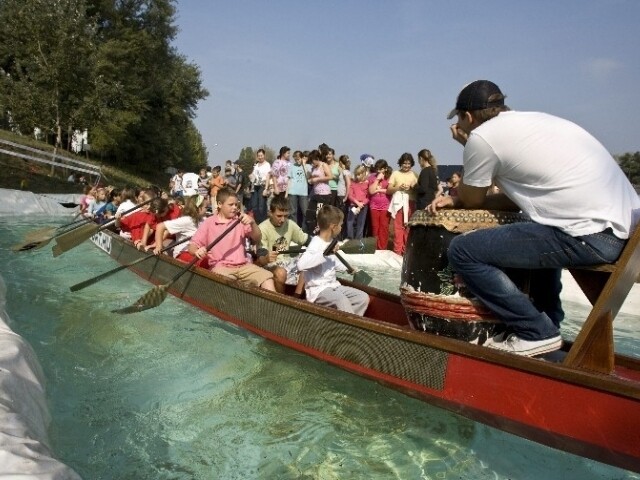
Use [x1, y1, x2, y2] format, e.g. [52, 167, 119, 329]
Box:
[255, 194, 309, 295]
[224, 167, 238, 191]
[114, 188, 156, 242]
[79, 185, 95, 216]
[152, 194, 209, 267]
[115, 186, 139, 216]
[101, 188, 121, 222]
[86, 187, 107, 219]
[188, 188, 276, 291]
[209, 166, 226, 208]
[368, 160, 392, 250]
[347, 165, 370, 240]
[197, 167, 210, 201]
[297, 205, 369, 315]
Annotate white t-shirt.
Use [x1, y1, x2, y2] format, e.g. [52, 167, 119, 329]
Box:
[296, 236, 347, 302]
[251, 161, 271, 187]
[163, 216, 198, 257]
[181, 172, 199, 196]
[463, 111, 640, 238]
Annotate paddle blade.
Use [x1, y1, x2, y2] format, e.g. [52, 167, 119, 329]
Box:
[12, 239, 51, 252]
[52, 223, 100, 257]
[112, 284, 169, 314]
[353, 270, 373, 285]
[339, 237, 376, 254]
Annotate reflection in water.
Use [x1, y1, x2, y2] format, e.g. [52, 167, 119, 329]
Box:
[0, 219, 637, 479]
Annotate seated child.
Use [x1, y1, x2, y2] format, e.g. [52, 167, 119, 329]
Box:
[152, 194, 209, 268]
[297, 205, 369, 315]
[255, 194, 309, 295]
[138, 197, 183, 251]
[114, 188, 156, 243]
[188, 188, 275, 291]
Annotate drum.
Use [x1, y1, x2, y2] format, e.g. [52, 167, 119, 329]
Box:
[400, 209, 531, 344]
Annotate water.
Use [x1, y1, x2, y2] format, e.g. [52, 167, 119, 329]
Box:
[1, 217, 638, 479]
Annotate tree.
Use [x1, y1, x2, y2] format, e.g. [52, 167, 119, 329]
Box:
[237, 146, 255, 173]
[0, 0, 209, 174]
[615, 151, 640, 188]
[0, 0, 96, 148]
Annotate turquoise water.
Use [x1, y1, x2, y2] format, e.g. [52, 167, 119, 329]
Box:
[1, 217, 638, 479]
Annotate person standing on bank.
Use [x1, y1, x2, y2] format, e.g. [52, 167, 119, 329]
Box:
[429, 79, 640, 357]
[250, 148, 271, 224]
[415, 149, 441, 210]
[387, 153, 418, 255]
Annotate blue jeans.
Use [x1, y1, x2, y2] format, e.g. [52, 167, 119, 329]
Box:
[347, 205, 369, 239]
[250, 186, 268, 224]
[448, 222, 626, 340]
[288, 194, 309, 230]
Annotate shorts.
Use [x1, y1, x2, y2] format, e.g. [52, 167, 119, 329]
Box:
[213, 263, 273, 287]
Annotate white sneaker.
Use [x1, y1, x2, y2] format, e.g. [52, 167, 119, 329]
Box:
[488, 334, 562, 357]
[482, 330, 508, 347]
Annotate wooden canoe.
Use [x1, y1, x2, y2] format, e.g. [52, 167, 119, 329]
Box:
[88, 229, 640, 473]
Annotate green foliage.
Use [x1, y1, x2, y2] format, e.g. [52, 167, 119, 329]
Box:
[237, 146, 255, 173]
[0, 0, 209, 173]
[615, 151, 640, 187]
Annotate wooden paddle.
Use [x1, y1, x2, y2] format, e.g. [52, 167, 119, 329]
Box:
[51, 199, 153, 257]
[276, 237, 376, 256]
[323, 238, 373, 285]
[112, 218, 241, 314]
[12, 217, 94, 252]
[69, 237, 191, 292]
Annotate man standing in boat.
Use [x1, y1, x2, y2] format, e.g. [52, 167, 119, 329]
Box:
[429, 79, 640, 356]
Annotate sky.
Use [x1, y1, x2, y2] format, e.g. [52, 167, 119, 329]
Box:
[171, 0, 640, 168]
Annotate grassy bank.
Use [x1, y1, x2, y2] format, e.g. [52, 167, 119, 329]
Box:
[0, 130, 166, 194]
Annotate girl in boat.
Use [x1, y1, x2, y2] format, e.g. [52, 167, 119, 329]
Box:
[114, 188, 156, 243]
[151, 194, 209, 268]
[137, 197, 182, 251]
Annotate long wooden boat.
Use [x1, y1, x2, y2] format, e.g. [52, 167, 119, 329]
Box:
[88, 228, 640, 473]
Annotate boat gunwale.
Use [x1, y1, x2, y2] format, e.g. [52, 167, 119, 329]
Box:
[96, 229, 640, 402]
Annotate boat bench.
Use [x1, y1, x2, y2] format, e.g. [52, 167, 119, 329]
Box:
[564, 223, 640, 374]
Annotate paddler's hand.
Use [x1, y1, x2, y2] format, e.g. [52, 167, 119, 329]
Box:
[450, 123, 469, 146]
[239, 212, 254, 225]
[427, 195, 454, 213]
[267, 250, 279, 263]
[194, 246, 207, 259]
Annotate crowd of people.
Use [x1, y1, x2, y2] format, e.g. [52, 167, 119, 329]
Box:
[165, 144, 460, 257]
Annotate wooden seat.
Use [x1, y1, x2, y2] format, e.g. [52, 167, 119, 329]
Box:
[564, 223, 640, 374]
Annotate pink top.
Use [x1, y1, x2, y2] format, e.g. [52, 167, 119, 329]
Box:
[312, 165, 331, 195]
[270, 158, 290, 193]
[367, 173, 390, 211]
[190, 215, 252, 269]
[348, 181, 370, 205]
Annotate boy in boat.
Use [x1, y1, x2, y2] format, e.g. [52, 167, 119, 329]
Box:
[255, 194, 309, 295]
[297, 205, 369, 315]
[429, 79, 640, 356]
[188, 188, 276, 291]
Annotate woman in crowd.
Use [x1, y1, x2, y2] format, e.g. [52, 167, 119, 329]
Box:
[415, 149, 441, 210]
[367, 159, 392, 250]
[305, 149, 333, 234]
[387, 153, 418, 255]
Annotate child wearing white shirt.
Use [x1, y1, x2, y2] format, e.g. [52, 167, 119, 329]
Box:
[297, 205, 369, 316]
